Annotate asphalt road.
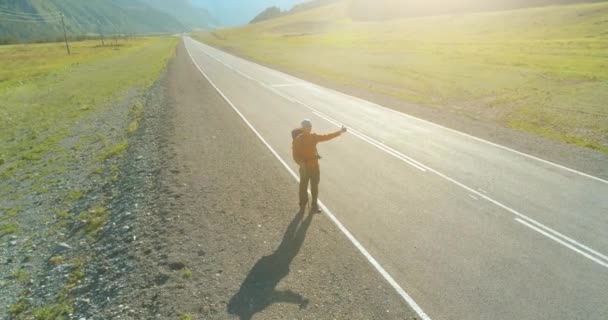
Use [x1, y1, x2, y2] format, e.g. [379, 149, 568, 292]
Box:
[183, 37, 608, 320]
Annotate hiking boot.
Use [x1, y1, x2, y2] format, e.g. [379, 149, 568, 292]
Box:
[310, 206, 321, 214]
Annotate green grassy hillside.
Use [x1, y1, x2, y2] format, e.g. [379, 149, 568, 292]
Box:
[347, 0, 608, 20]
[0, 37, 177, 185]
[0, 0, 215, 43]
[196, 1, 608, 153]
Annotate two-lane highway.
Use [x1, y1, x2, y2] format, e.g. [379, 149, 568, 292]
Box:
[184, 37, 607, 320]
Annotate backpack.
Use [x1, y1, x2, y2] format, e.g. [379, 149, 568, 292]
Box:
[292, 128, 304, 163]
[291, 128, 304, 140]
[291, 128, 320, 164]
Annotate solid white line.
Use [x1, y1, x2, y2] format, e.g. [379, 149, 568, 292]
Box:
[515, 218, 608, 269]
[266, 86, 298, 103]
[312, 111, 427, 172]
[266, 80, 432, 173]
[229, 66, 256, 82]
[189, 41, 426, 172]
[194, 39, 608, 185]
[192, 38, 608, 270]
[327, 86, 608, 186]
[310, 110, 429, 169]
[190, 37, 608, 267]
[269, 83, 309, 88]
[426, 162, 608, 267]
[202, 41, 298, 83]
[183, 39, 432, 320]
[194, 45, 428, 173]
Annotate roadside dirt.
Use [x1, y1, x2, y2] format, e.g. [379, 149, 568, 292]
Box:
[101, 41, 419, 319]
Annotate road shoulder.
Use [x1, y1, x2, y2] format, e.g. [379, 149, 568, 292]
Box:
[113, 40, 419, 319]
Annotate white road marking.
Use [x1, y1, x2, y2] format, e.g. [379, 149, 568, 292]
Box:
[229, 66, 256, 82]
[469, 195, 479, 200]
[327, 85, 608, 186]
[265, 81, 432, 173]
[269, 83, 310, 88]
[311, 111, 427, 172]
[196, 39, 608, 186]
[189, 38, 608, 269]
[188, 38, 608, 270]
[265, 85, 298, 103]
[515, 218, 608, 268]
[184, 40, 433, 320]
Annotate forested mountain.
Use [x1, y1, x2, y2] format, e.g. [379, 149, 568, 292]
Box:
[0, 0, 216, 43]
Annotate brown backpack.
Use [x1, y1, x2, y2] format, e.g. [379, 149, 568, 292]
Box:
[292, 128, 304, 163]
[291, 128, 320, 164]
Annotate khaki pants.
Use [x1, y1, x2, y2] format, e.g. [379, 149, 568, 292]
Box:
[299, 166, 320, 208]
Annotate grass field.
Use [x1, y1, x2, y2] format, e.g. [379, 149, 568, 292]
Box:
[195, 1, 608, 153]
[0, 37, 177, 186]
[0, 36, 178, 230]
[0, 36, 178, 318]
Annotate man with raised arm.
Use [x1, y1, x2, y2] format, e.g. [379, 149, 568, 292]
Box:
[292, 119, 347, 213]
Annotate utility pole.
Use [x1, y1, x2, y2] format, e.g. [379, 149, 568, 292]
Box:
[60, 13, 70, 55]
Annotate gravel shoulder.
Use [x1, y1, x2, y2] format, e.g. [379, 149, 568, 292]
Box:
[103, 41, 419, 319]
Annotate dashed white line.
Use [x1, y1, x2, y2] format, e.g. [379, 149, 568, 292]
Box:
[312, 111, 427, 172]
[269, 83, 310, 88]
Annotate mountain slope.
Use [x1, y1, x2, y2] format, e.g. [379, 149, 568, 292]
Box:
[250, 6, 282, 24]
[246, 0, 608, 23]
[193, 0, 305, 26]
[250, 0, 337, 24]
[141, 0, 218, 29]
[0, 0, 216, 43]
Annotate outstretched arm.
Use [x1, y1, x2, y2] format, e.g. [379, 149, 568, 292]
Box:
[315, 127, 346, 142]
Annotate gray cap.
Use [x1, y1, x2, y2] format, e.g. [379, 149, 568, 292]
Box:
[301, 119, 312, 128]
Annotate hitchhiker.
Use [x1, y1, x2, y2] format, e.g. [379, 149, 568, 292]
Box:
[292, 119, 347, 213]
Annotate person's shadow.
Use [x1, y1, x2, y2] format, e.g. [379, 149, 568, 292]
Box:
[227, 208, 314, 320]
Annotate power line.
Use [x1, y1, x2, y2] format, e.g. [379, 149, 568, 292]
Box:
[0, 7, 61, 19]
[0, 13, 61, 22]
[0, 16, 61, 23]
[0, 7, 60, 15]
[0, 4, 57, 12]
[0, 12, 61, 22]
[0, 12, 61, 20]
[0, 6, 71, 52]
[0, 7, 62, 23]
[0, 11, 61, 20]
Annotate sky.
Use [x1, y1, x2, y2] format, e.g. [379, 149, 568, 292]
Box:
[191, 0, 308, 26]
